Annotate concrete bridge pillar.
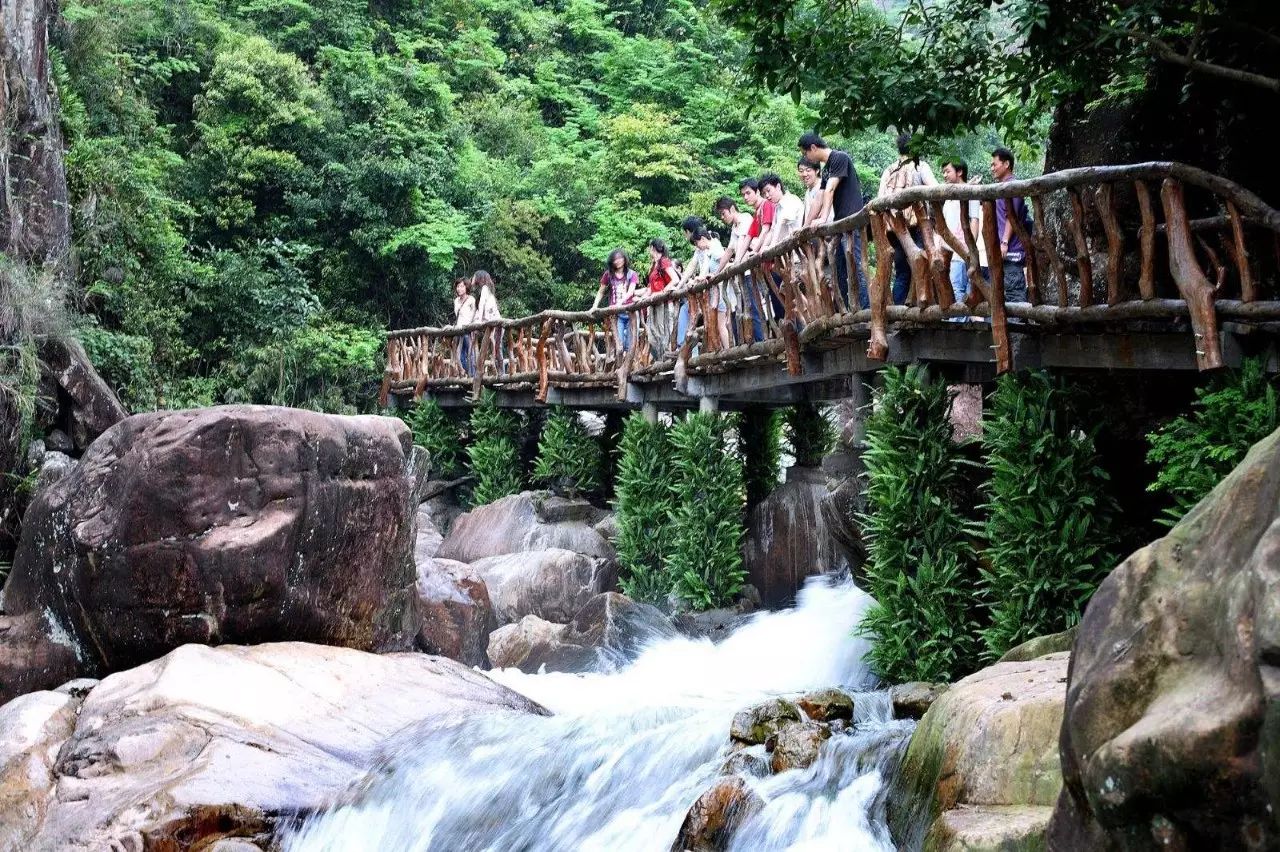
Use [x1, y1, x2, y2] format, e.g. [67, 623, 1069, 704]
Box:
[642, 402, 658, 424]
[699, 396, 720, 414]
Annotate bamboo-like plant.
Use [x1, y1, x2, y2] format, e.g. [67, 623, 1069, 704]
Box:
[979, 371, 1116, 659]
[857, 366, 984, 683]
[1147, 357, 1278, 525]
[467, 390, 522, 506]
[786, 402, 835, 467]
[739, 406, 783, 508]
[668, 411, 746, 610]
[533, 406, 603, 498]
[402, 396, 465, 478]
[613, 413, 675, 603]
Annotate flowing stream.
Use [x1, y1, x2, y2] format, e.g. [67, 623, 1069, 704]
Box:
[285, 578, 914, 851]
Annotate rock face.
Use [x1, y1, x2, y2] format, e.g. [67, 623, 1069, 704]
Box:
[1051, 427, 1280, 850]
[412, 558, 496, 668]
[743, 466, 850, 608]
[437, 491, 614, 564]
[730, 698, 802, 746]
[997, 627, 1076, 664]
[890, 682, 950, 720]
[471, 548, 615, 626]
[0, 406, 421, 704]
[486, 591, 676, 673]
[670, 775, 763, 852]
[768, 720, 831, 773]
[895, 653, 1069, 852]
[0, 642, 547, 850]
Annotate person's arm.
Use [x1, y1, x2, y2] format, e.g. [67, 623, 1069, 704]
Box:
[621, 272, 638, 303]
[1000, 200, 1014, 256]
[591, 281, 606, 311]
[821, 176, 840, 222]
[919, 162, 937, 186]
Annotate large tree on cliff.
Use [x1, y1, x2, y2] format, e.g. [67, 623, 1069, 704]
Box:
[713, 0, 1279, 194]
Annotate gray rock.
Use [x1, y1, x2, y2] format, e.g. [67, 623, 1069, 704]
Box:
[743, 467, 850, 608]
[796, 688, 855, 722]
[412, 558, 496, 668]
[471, 548, 615, 626]
[437, 491, 615, 563]
[890, 681, 950, 719]
[487, 615, 596, 673]
[998, 626, 1077, 663]
[768, 721, 832, 773]
[730, 698, 802, 745]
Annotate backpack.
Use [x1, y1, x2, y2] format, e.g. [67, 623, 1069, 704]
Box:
[886, 160, 922, 227]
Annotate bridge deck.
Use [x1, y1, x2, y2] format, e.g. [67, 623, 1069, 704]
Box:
[382, 163, 1280, 411]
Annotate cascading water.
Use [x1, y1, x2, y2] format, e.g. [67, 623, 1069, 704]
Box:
[285, 578, 915, 851]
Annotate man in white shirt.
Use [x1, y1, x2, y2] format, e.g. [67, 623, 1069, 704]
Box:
[940, 159, 981, 303]
[798, 158, 830, 227]
[759, 173, 805, 250]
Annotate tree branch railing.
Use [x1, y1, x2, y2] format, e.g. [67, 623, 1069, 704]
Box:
[381, 162, 1280, 404]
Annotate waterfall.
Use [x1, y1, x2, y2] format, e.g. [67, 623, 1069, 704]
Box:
[285, 578, 914, 851]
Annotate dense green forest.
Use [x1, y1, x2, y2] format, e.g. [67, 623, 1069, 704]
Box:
[54, 0, 1021, 413]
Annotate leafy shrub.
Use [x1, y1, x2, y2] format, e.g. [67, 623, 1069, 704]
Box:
[979, 372, 1116, 659]
[786, 402, 835, 467]
[533, 406, 602, 498]
[739, 406, 783, 508]
[402, 396, 465, 478]
[614, 413, 676, 603]
[1147, 357, 1278, 525]
[467, 390, 523, 506]
[668, 412, 746, 610]
[858, 366, 984, 683]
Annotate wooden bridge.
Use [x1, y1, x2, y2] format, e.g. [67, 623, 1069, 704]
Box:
[381, 162, 1280, 412]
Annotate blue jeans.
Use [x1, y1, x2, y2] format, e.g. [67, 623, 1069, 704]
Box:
[459, 335, 473, 375]
[617, 313, 631, 351]
[677, 301, 689, 345]
[888, 228, 919, 305]
[949, 258, 968, 302]
[835, 233, 869, 310]
[746, 274, 766, 342]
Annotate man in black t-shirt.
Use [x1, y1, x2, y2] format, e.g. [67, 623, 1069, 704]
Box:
[797, 132, 869, 310]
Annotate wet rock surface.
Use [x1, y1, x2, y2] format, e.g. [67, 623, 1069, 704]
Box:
[0, 406, 422, 704]
[437, 491, 615, 564]
[795, 687, 855, 722]
[743, 466, 850, 607]
[412, 557, 496, 667]
[471, 548, 616, 626]
[767, 720, 832, 773]
[670, 775, 763, 852]
[1052, 426, 1280, 850]
[0, 642, 547, 850]
[890, 681, 950, 720]
[730, 698, 802, 746]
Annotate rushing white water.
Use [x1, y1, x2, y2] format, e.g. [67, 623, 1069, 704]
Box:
[285, 577, 914, 852]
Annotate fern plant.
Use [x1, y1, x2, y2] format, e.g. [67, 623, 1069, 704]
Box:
[979, 371, 1116, 659]
[467, 390, 523, 506]
[786, 402, 835, 467]
[739, 406, 783, 508]
[614, 413, 676, 603]
[402, 396, 465, 477]
[533, 406, 603, 498]
[668, 412, 746, 610]
[1147, 357, 1278, 525]
[857, 365, 984, 683]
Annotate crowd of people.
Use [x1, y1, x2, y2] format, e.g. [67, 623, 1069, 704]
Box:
[450, 132, 1031, 366]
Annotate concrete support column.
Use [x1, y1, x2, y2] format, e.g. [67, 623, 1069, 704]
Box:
[641, 402, 659, 424]
[848, 371, 875, 448]
[699, 395, 720, 414]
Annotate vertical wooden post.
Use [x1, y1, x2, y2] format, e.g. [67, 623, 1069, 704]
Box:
[979, 200, 1013, 374]
[1068, 189, 1094, 306]
[699, 395, 720, 414]
[867, 214, 892, 361]
[1226, 201, 1256, 302]
[1160, 178, 1223, 371]
[1134, 181, 1157, 300]
[1095, 183, 1124, 305]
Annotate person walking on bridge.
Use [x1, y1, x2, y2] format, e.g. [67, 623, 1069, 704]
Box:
[453, 277, 477, 375]
[940, 159, 981, 304]
[645, 238, 678, 356]
[593, 248, 640, 354]
[472, 270, 504, 375]
[878, 132, 936, 305]
[991, 147, 1031, 303]
[797, 132, 868, 311]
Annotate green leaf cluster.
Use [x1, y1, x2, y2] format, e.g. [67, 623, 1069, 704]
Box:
[739, 407, 783, 509]
[858, 366, 983, 683]
[1146, 358, 1278, 526]
[979, 372, 1116, 659]
[402, 397, 466, 478]
[613, 413, 676, 602]
[786, 402, 834, 468]
[533, 407, 603, 498]
[467, 390, 523, 506]
[668, 412, 746, 610]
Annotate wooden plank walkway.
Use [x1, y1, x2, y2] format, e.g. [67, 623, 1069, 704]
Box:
[382, 162, 1280, 411]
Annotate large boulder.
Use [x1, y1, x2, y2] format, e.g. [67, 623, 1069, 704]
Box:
[412, 558, 496, 668]
[486, 591, 676, 673]
[0, 642, 547, 850]
[437, 491, 614, 564]
[744, 466, 850, 608]
[1051, 427, 1280, 849]
[0, 406, 421, 704]
[670, 775, 763, 852]
[894, 653, 1069, 852]
[471, 548, 615, 626]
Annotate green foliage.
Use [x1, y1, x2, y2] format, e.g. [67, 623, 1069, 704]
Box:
[979, 372, 1116, 659]
[1147, 358, 1279, 525]
[467, 390, 523, 506]
[533, 407, 603, 498]
[614, 413, 676, 602]
[739, 407, 783, 508]
[786, 402, 834, 468]
[402, 397, 465, 478]
[668, 412, 746, 610]
[858, 366, 983, 683]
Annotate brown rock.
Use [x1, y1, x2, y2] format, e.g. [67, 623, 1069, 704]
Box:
[1051, 427, 1280, 850]
[670, 775, 763, 852]
[730, 698, 802, 745]
[795, 687, 854, 722]
[0, 406, 420, 704]
[486, 614, 595, 673]
[413, 558, 496, 667]
[769, 721, 832, 773]
[39, 339, 128, 451]
[0, 642, 547, 850]
[743, 466, 849, 607]
[569, 591, 677, 664]
[924, 804, 1053, 852]
[437, 491, 615, 564]
[470, 548, 615, 626]
[890, 681, 950, 719]
[0, 613, 79, 710]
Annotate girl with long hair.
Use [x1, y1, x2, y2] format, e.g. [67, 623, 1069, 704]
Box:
[472, 270, 505, 374]
[592, 248, 639, 353]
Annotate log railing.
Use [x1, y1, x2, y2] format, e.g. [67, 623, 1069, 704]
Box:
[382, 162, 1280, 404]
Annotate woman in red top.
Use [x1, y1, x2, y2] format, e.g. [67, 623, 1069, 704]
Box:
[645, 238, 678, 355]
